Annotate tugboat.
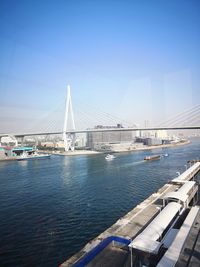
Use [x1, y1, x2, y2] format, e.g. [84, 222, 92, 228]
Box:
[144, 155, 161, 161]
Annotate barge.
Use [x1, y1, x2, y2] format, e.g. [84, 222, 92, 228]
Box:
[144, 155, 161, 161]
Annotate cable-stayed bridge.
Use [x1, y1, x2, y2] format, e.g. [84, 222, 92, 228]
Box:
[0, 86, 200, 151]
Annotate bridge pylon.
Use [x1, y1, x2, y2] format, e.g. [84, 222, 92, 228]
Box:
[63, 85, 76, 151]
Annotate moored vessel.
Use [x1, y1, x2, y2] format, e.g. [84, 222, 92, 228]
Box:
[17, 153, 50, 161]
[12, 147, 51, 161]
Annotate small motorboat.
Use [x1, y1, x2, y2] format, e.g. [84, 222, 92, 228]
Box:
[105, 154, 115, 161]
[164, 153, 169, 157]
[144, 155, 161, 161]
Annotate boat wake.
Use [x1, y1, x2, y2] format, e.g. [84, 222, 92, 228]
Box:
[119, 160, 145, 168]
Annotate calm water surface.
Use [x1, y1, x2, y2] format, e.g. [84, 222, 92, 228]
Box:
[0, 138, 200, 267]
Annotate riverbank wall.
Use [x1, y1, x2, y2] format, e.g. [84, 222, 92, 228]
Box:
[60, 161, 200, 267]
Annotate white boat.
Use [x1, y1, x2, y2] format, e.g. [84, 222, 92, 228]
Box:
[17, 151, 50, 161]
[105, 154, 115, 161]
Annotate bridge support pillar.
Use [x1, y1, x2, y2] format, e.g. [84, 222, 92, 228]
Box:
[63, 85, 76, 152]
[63, 133, 76, 152]
[16, 136, 26, 147]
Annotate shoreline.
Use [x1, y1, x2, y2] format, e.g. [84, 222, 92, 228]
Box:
[50, 140, 191, 156]
[115, 140, 191, 152]
[0, 140, 190, 161]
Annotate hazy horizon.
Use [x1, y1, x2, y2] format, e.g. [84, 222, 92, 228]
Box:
[0, 0, 200, 133]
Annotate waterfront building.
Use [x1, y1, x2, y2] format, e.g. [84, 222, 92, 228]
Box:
[135, 137, 163, 146]
[75, 133, 87, 148]
[155, 130, 168, 139]
[144, 137, 162, 146]
[86, 124, 133, 150]
[40, 141, 55, 148]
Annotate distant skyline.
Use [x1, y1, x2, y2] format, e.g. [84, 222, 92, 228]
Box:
[0, 0, 200, 133]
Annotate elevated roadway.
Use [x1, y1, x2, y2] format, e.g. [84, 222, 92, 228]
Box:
[1, 126, 200, 138]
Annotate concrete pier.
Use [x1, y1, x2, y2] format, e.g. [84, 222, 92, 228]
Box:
[60, 162, 200, 267]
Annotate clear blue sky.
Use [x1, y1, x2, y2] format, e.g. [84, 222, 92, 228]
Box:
[0, 0, 200, 132]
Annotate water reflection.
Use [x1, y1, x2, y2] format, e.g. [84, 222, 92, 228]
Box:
[18, 160, 28, 167]
[61, 155, 91, 185]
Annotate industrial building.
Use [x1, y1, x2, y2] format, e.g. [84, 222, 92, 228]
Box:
[86, 124, 134, 150]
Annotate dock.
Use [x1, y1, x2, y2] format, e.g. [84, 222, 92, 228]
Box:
[60, 162, 200, 267]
